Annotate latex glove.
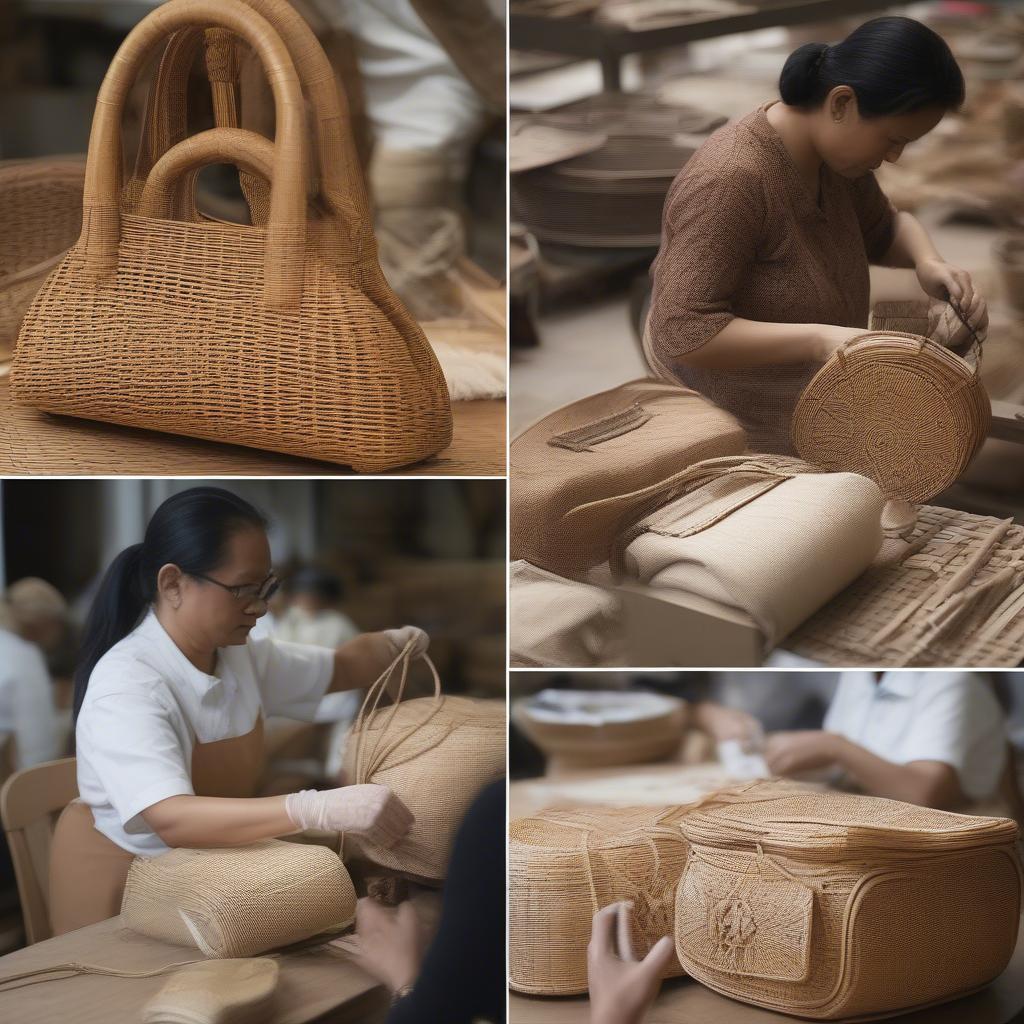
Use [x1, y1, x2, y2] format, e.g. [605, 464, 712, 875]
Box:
[285, 784, 413, 847]
[330, 897, 425, 995]
[383, 625, 429, 659]
[588, 902, 675, 1024]
[927, 297, 988, 350]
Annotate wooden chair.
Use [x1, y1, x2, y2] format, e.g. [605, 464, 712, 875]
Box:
[0, 757, 77, 944]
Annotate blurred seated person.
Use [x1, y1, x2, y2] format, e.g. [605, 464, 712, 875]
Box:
[271, 567, 360, 649]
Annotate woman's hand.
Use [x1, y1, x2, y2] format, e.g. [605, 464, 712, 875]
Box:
[692, 701, 761, 743]
[382, 625, 430, 659]
[915, 259, 987, 328]
[588, 902, 675, 1024]
[331, 897, 425, 995]
[764, 730, 842, 776]
[284, 784, 413, 846]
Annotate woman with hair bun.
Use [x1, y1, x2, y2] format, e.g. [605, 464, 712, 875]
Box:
[645, 16, 986, 452]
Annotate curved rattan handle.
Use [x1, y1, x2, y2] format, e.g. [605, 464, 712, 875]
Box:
[82, 0, 307, 308]
[138, 127, 275, 220]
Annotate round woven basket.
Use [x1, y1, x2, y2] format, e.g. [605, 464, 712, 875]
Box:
[791, 331, 990, 503]
[508, 805, 690, 995]
[513, 690, 687, 772]
[0, 158, 84, 360]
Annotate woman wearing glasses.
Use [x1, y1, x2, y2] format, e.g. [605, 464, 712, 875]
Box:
[48, 486, 424, 935]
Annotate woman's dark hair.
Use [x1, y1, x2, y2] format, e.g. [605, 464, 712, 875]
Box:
[779, 16, 964, 117]
[73, 486, 267, 720]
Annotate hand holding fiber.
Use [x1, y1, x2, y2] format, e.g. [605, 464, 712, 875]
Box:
[383, 625, 429, 659]
[285, 784, 413, 847]
[928, 297, 988, 350]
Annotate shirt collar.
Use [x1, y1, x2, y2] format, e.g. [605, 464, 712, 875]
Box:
[138, 608, 225, 696]
[875, 672, 918, 700]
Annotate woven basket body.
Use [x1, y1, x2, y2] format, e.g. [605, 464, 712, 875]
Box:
[0, 159, 84, 359]
[675, 781, 1022, 1020]
[342, 650, 505, 881]
[509, 805, 690, 994]
[511, 379, 746, 579]
[792, 331, 990, 503]
[11, 0, 451, 473]
[121, 839, 357, 957]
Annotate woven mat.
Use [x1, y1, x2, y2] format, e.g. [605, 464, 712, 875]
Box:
[788, 505, 1024, 668]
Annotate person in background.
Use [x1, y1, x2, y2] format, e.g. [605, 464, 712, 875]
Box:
[273, 567, 360, 649]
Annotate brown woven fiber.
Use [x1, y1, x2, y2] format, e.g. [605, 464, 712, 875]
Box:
[509, 805, 690, 995]
[11, 0, 451, 473]
[791, 331, 990, 503]
[675, 780, 1022, 1020]
[121, 839, 357, 957]
[0, 158, 84, 361]
[341, 644, 505, 882]
[511, 379, 747, 579]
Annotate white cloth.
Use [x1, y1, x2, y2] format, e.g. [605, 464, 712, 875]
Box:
[76, 610, 334, 857]
[825, 672, 1007, 801]
[272, 607, 360, 650]
[0, 629, 60, 771]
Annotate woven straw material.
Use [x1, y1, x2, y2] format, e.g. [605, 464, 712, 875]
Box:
[511, 379, 746, 579]
[11, 0, 451, 473]
[121, 839, 356, 958]
[792, 330, 990, 503]
[141, 958, 279, 1024]
[617, 454, 885, 650]
[0, 158, 84, 360]
[509, 805, 690, 995]
[789, 505, 1024, 668]
[513, 690, 686, 771]
[341, 648, 504, 881]
[675, 780, 1022, 1021]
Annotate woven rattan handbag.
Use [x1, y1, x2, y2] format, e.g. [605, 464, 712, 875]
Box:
[11, 0, 451, 473]
[511, 379, 746, 579]
[121, 839, 357, 957]
[791, 331, 989, 503]
[509, 805, 690, 995]
[341, 644, 505, 882]
[675, 780, 1022, 1020]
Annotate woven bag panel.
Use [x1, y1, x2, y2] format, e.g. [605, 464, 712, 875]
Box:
[121, 839, 356, 957]
[140, 958, 279, 1024]
[509, 805, 690, 994]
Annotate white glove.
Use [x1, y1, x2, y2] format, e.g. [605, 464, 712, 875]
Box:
[285, 784, 414, 848]
[383, 625, 429, 659]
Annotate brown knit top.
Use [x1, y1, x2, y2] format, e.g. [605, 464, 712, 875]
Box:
[645, 101, 897, 453]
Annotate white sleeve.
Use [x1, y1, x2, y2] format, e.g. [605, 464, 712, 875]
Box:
[12, 644, 60, 770]
[76, 692, 195, 832]
[246, 633, 334, 721]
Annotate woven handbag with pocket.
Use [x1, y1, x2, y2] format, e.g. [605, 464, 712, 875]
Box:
[791, 331, 989, 503]
[121, 839, 357, 957]
[675, 780, 1022, 1021]
[509, 805, 690, 995]
[511, 379, 746, 579]
[12, 0, 451, 473]
[341, 644, 505, 882]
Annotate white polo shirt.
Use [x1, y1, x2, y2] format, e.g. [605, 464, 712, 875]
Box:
[0, 629, 60, 770]
[824, 672, 1007, 801]
[76, 610, 334, 857]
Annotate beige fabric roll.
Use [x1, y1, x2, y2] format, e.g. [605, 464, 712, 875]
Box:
[620, 456, 885, 650]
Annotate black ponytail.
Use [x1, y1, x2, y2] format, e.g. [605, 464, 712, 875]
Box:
[779, 16, 964, 117]
[73, 486, 267, 720]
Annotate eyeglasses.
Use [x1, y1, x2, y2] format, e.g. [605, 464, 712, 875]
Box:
[191, 571, 280, 604]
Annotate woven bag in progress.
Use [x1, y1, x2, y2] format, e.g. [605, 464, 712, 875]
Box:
[12, 0, 451, 473]
[512, 689, 686, 771]
[140, 959, 279, 1024]
[342, 645, 505, 881]
[511, 379, 746, 579]
[121, 839, 357, 957]
[509, 805, 690, 995]
[616, 454, 886, 651]
[792, 331, 990, 503]
[675, 780, 1022, 1020]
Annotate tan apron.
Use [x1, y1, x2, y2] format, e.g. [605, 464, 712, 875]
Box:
[49, 716, 265, 936]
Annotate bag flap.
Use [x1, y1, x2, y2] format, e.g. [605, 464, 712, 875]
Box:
[548, 401, 652, 452]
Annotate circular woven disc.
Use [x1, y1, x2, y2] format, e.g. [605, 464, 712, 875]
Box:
[791, 332, 989, 503]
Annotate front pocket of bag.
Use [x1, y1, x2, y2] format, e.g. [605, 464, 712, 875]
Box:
[547, 401, 652, 452]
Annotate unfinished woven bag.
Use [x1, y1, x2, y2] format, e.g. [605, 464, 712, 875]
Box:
[509, 805, 690, 995]
[513, 689, 686, 771]
[341, 644, 505, 881]
[791, 331, 990, 503]
[0, 158, 84, 361]
[121, 839, 356, 957]
[616, 454, 885, 651]
[11, 0, 451, 473]
[141, 959, 279, 1024]
[511, 379, 746, 579]
[675, 780, 1022, 1020]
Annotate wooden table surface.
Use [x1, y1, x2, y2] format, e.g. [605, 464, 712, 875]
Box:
[0, 916, 390, 1024]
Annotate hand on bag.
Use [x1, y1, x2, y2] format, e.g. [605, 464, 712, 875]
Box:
[285, 784, 413, 847]
[330, 897, 425, 996]
[927, 297, 988, 350]
[764, 730, 841, 776]
[382, 625, 430, 659]
[692, 701, 761, 743]
[587, 902, 675, 1024]
[817, 324, 870, 360]
[916, 259, 988, 330]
